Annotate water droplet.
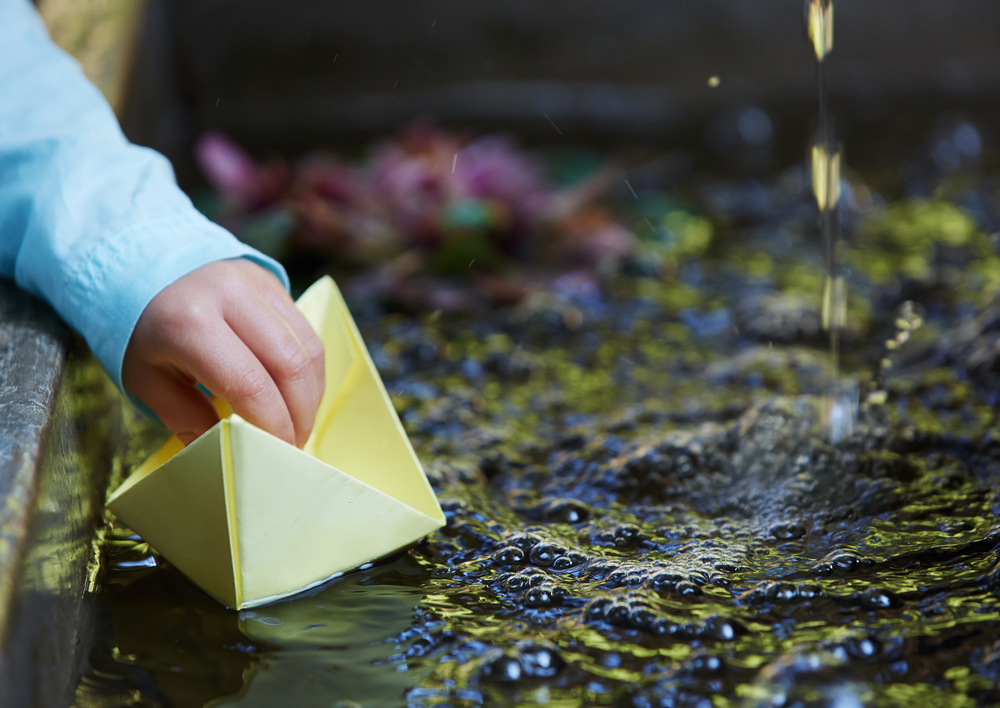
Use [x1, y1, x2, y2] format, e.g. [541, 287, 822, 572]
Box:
[494, 546, 526, 566]
[517, 643, 565, 678]
[551, 555, 575, 570]
[771, 522, 806, 541]
[484, 655, 522, 683]
[859, 588, 898, 610]
[604, 602, 630, 625]
[690, 654, 723, 675]
[529, 543, 566, 567]
[629, 608, 657, 629]
[541, 499, 592, 524]
[675, 581, 702, 597]
[525, 583, 564, 607]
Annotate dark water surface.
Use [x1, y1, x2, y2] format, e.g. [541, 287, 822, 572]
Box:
[74, 139, 1000, 707]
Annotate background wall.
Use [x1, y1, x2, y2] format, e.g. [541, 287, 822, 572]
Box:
[110, 1, 1000, 185]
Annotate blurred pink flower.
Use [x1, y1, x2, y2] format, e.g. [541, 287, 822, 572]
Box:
[194, 131, 288, 210]
[367, 125, 552, 248]
[194, 124, 638, 308]
[455, 135, 551, 226]
[293, 156, 354, 206]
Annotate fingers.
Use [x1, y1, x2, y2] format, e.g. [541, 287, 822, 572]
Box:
[126, 367, 222, 446]
[122, 259, 328, 448]
[258, 285, 326, 394]
[236, 262, 327, 399]
[185, 323, 298, 446]
[223, 289, 324, 447]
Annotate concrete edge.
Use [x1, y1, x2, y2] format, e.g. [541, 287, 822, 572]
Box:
[0, 279, 125, 707]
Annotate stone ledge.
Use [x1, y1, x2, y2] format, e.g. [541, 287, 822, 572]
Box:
[0, 280, 69, 641]
[0, 279, 123, 707]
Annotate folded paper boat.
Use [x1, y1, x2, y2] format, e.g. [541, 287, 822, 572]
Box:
[107, 277, 445, 609]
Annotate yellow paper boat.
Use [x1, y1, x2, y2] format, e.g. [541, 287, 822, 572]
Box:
[107, 277, 445, 609]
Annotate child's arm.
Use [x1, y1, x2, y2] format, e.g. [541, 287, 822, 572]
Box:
[0, 0, 323, 445]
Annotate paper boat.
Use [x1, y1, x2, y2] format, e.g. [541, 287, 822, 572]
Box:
[107, 277, 445, 609]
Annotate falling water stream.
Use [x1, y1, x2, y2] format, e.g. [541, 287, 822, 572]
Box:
[807, 0, 856, 443]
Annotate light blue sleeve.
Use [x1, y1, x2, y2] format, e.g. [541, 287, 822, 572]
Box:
[0, 0, 290, 402]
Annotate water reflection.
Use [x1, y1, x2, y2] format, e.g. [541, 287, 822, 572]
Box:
[214, 556, 433, 708]
[91, 551, 431, 708]
[99, 557, 261, 707]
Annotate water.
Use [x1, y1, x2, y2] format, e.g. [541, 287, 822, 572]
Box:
[75, 229, 1000, 706]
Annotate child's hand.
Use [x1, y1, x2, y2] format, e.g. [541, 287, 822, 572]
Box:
[122, 260, 326, 447]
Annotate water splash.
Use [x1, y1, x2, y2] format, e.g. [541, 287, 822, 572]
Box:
[865, 300, 925, 408]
